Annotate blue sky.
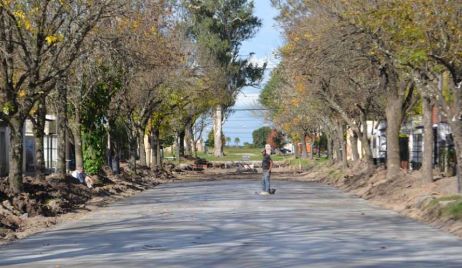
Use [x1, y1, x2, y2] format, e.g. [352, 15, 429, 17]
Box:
[220, 0, 282, 145]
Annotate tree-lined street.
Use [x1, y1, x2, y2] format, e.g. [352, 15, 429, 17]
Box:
[1, 0, 462, 265]
[2, 177, 462, 267]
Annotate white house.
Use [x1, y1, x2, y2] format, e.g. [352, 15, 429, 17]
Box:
[0, 115, 59, 176]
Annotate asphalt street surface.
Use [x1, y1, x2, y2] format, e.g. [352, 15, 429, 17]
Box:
[1, 179, 462, 267]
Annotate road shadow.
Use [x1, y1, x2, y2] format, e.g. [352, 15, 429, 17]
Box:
[1, 180, 462, 267]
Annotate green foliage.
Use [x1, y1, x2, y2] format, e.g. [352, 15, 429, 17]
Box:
[243, 142, 253, 148]
[187, 0, 261, 66]
[206, 130, 214, 147]
[1, 101, 15, 115]
[206, 129, 225, 147]
[441, 73, 454, 104]
[314, 133, 328, 152]
[443, 202, 462, 220]
[252, 126, 271, 148]
[234, 137, 240, 146]
[186, 0, 265, 106]
[82, 128, 106, 174]
[260, 68, 283, 110]
[109, 117, 130, 157]
[161, 134, 175, 148]
[195, 146, 290, 161]
[429, 196, 462, 220]
[80, 66, 117, 174]
[410, 93, 423, 115]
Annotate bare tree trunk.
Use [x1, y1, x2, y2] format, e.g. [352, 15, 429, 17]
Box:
[155, 129, 162, 169]
[327, 134, 334, 163]
[175, 132, 181, 165]
[359, 113, 375, 171]
[130, 146, 137, 170]
[310, 141, 314, 159]
[385, 96, 403, 181]
[447, 117, 462, 192]
[317, 129, 322, 158]
[179, 130, 185, 158]
[422, 96, 434, 182]
[150, 132, 157, 170]
[138, 128, 146, 167]
[332, 133, 339, 163]
[34, 130, 45, 178]
[309, 135, 314, 159]
[107, 119, 120, 174]
[434, 73, 462, 192]
[192, 125, 198, 158]
[213, 105, 223, 157]
[144, 134, 151, 167]
[33, 96, 47, 179]
[185, 122, 193, 157]
[300, 132, 308, 159]
[149, 128, 162, 170]
[128, 128, 137, 172]
[446, 76, 462, 192]
[350, 131, 360, 162]
[74, 126, 83, 169]
[56, 78, 68, 176]
[8, 117, 25, 193]
[70, 109, 83, 170]
[337, 123, 348, 169]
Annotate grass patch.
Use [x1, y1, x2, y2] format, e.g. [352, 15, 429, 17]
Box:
[0, 227, 8, 235]
[166, 147, 294, 162]
[443, 201, 462, 220]
[328, 168, 345, 181]
[427, 195, 462, 220]
[285, 157, 330, 171]
[437, 195, 462, 202]
[287, 158, 314, 170]
[429, 195, 462, 207]
[164, 147, 329, 169]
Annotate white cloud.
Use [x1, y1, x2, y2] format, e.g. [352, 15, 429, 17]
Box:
[234, 92, 262, 109]
[248, 52, 279, 69]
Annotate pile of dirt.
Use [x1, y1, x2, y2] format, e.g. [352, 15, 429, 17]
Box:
[301, 161, 462, 237]
[0, 163, 175, 243]
[161, 158, 214, 173]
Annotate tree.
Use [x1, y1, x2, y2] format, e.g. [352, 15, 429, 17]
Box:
[272, 0, 422, 177]
[273, 1, 391, 169]
[110, 1, 185, 168]
[0, 0, 119, 193]
[206, 129, 225, 151]
[267, 129, 285, 150]
[252, 127, 271, 148]
[341, 0, 461, 186]
[186, 0, 265, 157]
[270, 0, 462, 185]
[234, 137, 240, 147]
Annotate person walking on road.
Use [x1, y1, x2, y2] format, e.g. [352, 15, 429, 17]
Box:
[260, 144, 273, 195]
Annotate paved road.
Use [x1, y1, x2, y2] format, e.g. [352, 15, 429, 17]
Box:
[1, 179, 462, 267]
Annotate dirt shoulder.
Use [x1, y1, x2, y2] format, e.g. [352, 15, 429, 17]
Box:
[290, 161, 462, 239]
[0, 164, 175, 246]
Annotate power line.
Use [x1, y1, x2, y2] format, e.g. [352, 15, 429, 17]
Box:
[228, 108, 277, 111]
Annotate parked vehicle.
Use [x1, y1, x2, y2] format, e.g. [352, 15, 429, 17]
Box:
[279, 148, 292, 154]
